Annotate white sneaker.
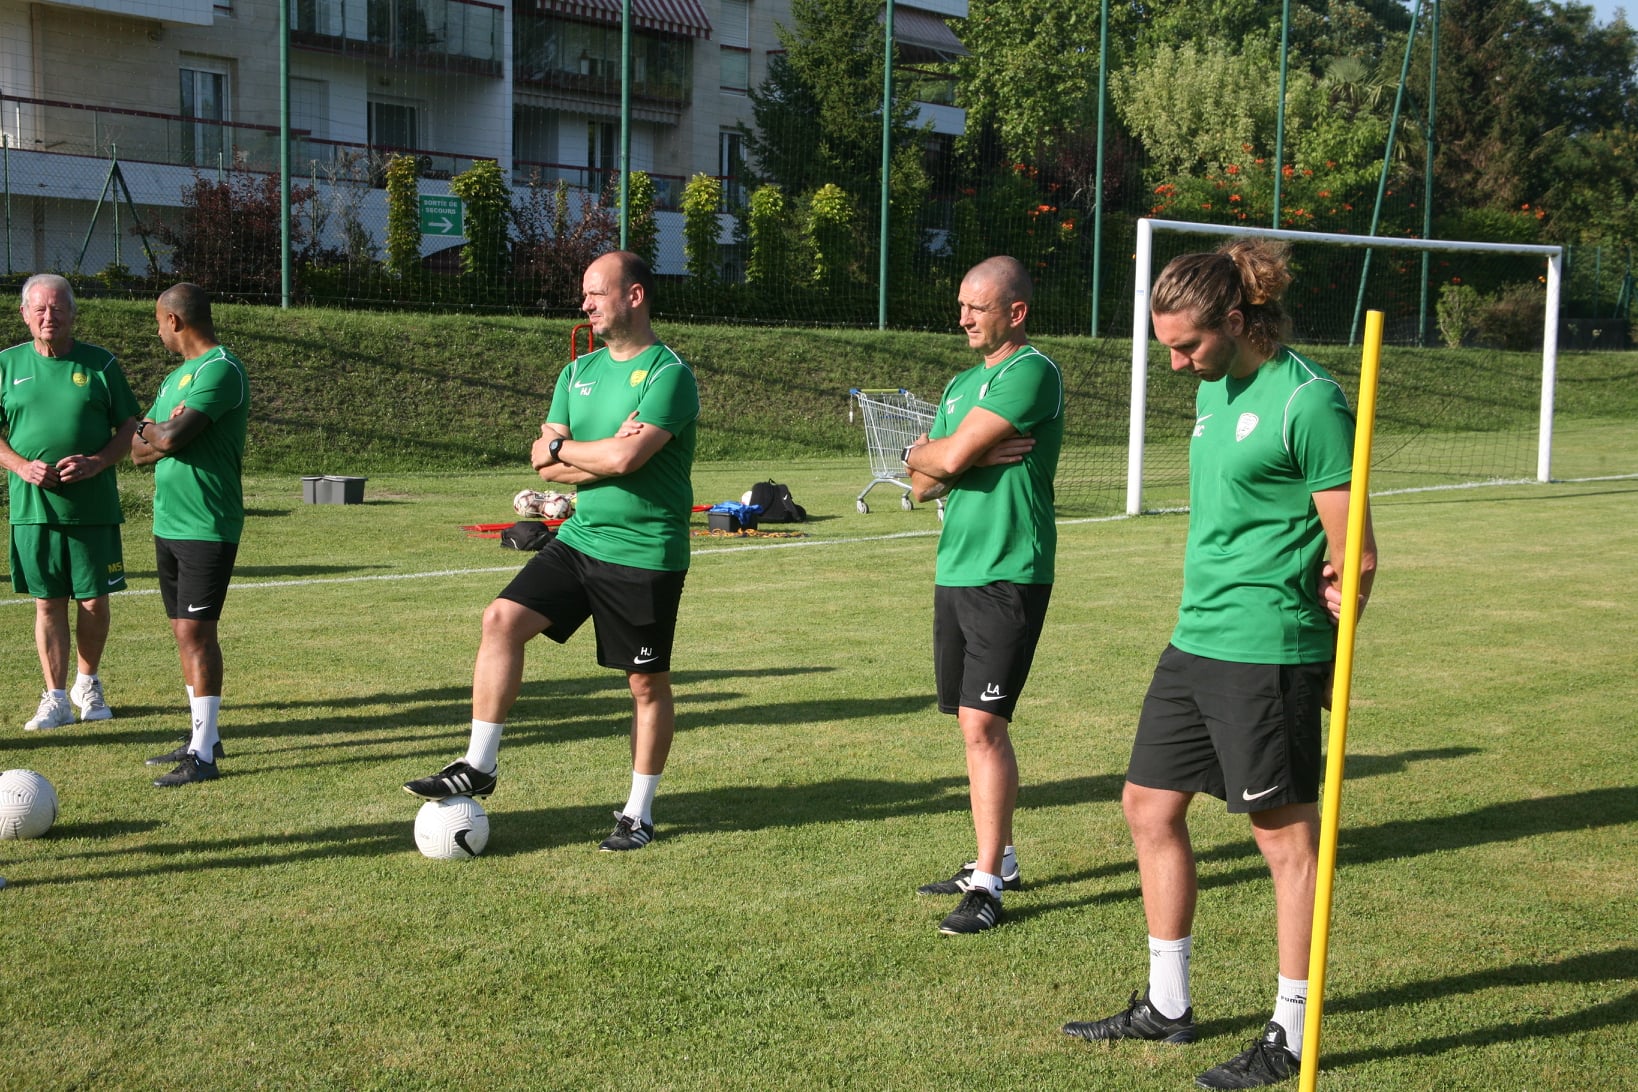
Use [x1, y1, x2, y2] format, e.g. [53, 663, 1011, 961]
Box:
[69, 676, 112, 721]
[23, 691, 75, 731]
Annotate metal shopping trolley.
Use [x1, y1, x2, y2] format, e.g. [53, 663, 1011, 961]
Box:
[847, 387, 942, 517]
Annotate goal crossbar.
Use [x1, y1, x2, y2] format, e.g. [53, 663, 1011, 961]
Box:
[1127, 218, 1564, 515]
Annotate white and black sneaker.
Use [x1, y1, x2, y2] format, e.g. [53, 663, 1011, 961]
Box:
[402, 760, 497, 800]
[598, 811, 654, 851]
[1195, 1021, 1299, 1089]
[937, 880, 1002, 935]
[146, 736, 225, 766]
[153, 752, 220, 787]
[917, 860, 1022, 896]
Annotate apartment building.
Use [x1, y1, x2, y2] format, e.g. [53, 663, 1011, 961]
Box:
[0, 0, 964, 277]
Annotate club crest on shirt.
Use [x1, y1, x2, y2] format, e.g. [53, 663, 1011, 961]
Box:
[1236, 412, 1260, 442]
[72, 371, 88, 387]
[629, 369, 648, 387]
[180, 373, 193, 389]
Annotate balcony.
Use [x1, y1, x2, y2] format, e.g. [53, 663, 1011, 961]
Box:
[2, 94, 490, 183]
[511, 162, 686, 210]
[3, 94, 287, 173]
[514, 13, 693, 108]
[293, 0, 504, 77]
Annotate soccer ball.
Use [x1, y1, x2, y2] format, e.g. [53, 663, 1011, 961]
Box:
[0, 769, 58, 840]
[513, 489, 544, 517]
[541, 491, 573, 520]
[414, 796, 490, 859]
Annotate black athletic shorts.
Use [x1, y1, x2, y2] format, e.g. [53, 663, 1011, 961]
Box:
[1127, 644, 1328, 813]
[155, 537, 239, 621]
[933, 581, 1052, 722]
[498, 537, 686, 674]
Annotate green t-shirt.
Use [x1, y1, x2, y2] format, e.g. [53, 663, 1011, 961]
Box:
[148, 345, 250, 543]
[547, 342, 698, 572]
[0, 339, 140, 525]
[932, 344, 1064, 587]
[1172, 346, 1356, 664]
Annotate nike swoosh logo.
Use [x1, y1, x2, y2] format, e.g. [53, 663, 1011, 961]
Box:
[187, 604, 212, 613]
[632, 655, 658, 665]
[1242, 785, 1282, 802]
[107, 577, 124, 586]
[12, 376, 34, 385]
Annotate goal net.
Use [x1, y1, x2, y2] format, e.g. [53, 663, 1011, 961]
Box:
[1053, 218, 1563, 517]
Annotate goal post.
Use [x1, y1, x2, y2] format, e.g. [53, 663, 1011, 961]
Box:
[1126, 218, 1564, 515]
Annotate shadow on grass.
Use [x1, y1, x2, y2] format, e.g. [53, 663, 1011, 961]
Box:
[1008, 784, 1638, 934]
[1320, 948, 1638, 1071]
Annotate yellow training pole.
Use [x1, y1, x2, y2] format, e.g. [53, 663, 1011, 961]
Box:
[1298, 309, 1383, 1091]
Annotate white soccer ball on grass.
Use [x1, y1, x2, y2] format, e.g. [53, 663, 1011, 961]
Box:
[540, 491, 572, 520]
[0, 769, 59, 840]
[513, 489, 544, 517]
[414, 796, 490, 859]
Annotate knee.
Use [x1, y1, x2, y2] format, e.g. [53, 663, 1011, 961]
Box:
[480, 599, 536, 645]
[1123, 782, 1184, 839]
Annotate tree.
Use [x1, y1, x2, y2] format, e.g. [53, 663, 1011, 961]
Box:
[384, 153, 421, 278]
[745, 184, 796, 286]
[622, 171, 659, 270]
[1419, 0, 1638, 213]
[448, 159, 511, 285]
[742, 0, 920, 202]
[511, 174, 618, 310]
[681, 173, 724, 285]
[152, 167, 315, 300]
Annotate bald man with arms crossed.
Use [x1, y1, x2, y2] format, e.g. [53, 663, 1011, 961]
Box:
[904, 255, 1065, 935]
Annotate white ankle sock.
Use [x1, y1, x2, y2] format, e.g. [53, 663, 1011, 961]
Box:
[624, 772, 661, 824]
[969, 869, 1004, 898]
[188, 695, 221, 760]
[1272, 975, 1308, 1056]
[1147, 935, 1193, 1020]
[464, 721, 503, 773]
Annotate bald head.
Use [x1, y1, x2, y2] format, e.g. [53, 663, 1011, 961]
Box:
[158, 282, 214, 330]
[963, 256, 1033, 308]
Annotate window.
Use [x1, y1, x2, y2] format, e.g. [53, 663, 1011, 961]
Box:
[720, 0, 750, 92]
[588, 120, 616, 196]
[369, 100, 419, 151]
[179, 64, 229, 168]
[720, 129, 746, 210]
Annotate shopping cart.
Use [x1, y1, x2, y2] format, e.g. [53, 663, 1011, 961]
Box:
[847, 387, 941, 516]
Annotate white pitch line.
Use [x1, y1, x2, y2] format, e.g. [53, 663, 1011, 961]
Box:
[4, 473, 1625, 607]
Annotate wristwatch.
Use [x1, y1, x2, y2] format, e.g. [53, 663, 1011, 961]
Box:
[901, 443, 915, 465]
[135, 420, 150, 442]
[548, 436, 565, 463]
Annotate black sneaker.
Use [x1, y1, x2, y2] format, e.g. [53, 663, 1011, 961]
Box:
[145, 736, 226, 766]
[937, 881, 1002, 935]
[153, 753, 221, 787]
[598, 811, 654, 851]
[402, 760, 496, 800]
[1194, 1022, 1299, 1089]
[1063, 990, 1198, 1044]
[917, 860, 1022, 896]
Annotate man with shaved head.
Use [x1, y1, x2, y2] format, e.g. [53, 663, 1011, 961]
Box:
[131, 282, 250, 786]
[904, 255, 1065, 934]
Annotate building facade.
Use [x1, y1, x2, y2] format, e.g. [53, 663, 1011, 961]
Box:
[0, 0, 965, 277]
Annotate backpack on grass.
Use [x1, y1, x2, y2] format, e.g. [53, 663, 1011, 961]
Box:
[748, 480, 806, 523]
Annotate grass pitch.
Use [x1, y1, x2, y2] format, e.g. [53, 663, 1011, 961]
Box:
[1, 462, 1635, 1091]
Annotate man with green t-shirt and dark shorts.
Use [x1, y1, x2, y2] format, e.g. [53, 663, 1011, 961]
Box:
[404, 251, 699, 851]
[1, 274, 140, 733]
[904, 255, 1063, 935]
[130, 283, 250, 787]
[1061, 239, 1377, 1090]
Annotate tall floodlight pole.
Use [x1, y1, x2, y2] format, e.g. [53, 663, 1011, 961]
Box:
[1272, 0, 1290, 226]
[1349, 0, 1424, 345]
[1091, 0, 1109, 336]
[280, 0, 291, 308]
[619, 0, 632, 249]
[878, 0, 894, 330]
[1417, 0, 1440, 346]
